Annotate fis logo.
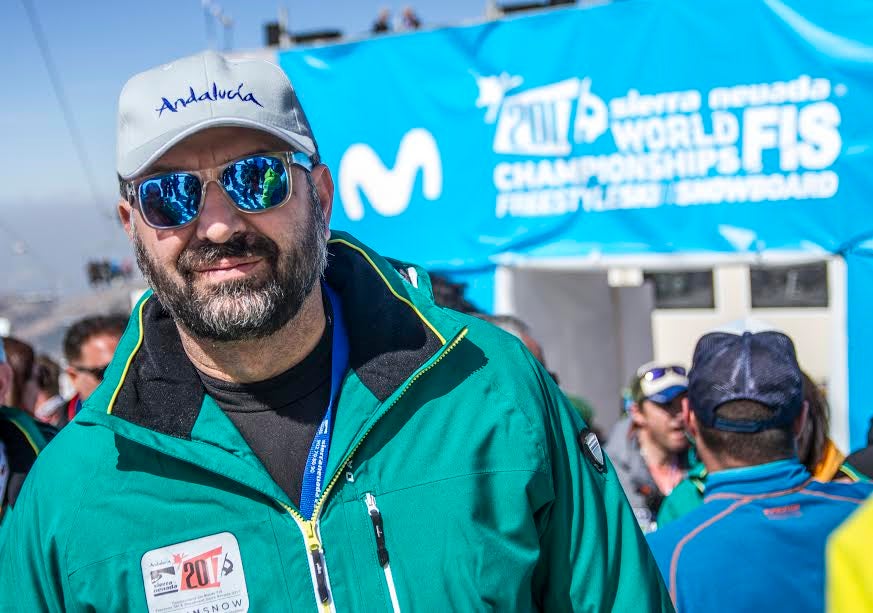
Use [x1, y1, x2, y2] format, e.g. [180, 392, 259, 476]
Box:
[338, 128, 443, 221]
[474, 73, 608, 156]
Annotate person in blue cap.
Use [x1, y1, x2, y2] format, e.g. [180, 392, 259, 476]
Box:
[605, 361, 694, 532]
[647, 330, 873, 612]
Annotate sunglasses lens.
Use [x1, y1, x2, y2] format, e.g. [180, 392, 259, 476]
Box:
[221, 155, 289, 212]
[643, 365, 687, 381]
[139, 174, 201, 228]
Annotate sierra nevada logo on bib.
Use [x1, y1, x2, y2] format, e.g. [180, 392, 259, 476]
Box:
[141, 532, 248, 613]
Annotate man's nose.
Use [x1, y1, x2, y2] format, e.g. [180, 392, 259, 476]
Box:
[195, 181, 246, 243]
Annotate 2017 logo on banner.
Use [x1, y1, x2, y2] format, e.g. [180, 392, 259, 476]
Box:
[475, 72, 843, 219]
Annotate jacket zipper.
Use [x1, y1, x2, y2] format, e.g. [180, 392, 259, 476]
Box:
[310, 327, 468, 522]
[278, 502, 335, 613]
[366, 493, 401, 612]
[297, 328, 466, 610]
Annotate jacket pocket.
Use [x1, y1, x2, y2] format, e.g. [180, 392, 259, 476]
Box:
[365, 492, 401, 613]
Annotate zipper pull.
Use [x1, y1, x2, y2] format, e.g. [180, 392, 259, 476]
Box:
[365, 493, 390, 567]
[304, 521, 331, 605]
[310, 548, 331, 604]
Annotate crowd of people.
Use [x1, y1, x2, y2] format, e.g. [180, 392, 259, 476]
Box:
[430, 267, 873, 609]
[607, 339, 873, 611]
[86, 258, 134, 287]
[0, 314, 126, 511]
[1, 48, 872, 610]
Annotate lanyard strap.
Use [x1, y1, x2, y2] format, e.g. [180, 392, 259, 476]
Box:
[299, 283, 349, 520]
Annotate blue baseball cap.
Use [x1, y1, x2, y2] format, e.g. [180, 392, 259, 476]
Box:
[688, 331, 803, 433]
[0, 338, 6, 363]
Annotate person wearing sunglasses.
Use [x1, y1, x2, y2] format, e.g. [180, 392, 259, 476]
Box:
[606, 361, 694, 533]
[0, 51, 672, 611]
[61, 313, 127, 421]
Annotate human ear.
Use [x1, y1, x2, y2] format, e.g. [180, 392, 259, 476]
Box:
[118, 198, 134, 238]
[311, 165, 334, 233]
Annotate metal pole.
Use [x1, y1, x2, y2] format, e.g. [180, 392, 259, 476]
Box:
[222, 17, 233, 51]
[203, 2, 215, 48]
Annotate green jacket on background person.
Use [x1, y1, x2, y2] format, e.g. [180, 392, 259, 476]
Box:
[0, 233, 672, 612]
[656, 440, 865, 528]
[0, 405, 54, 529]
[656, 462, 707, 527]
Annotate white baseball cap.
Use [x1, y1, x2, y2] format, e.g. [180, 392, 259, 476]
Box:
[116, 50, 317, 180]
[634, 361, 689, 405]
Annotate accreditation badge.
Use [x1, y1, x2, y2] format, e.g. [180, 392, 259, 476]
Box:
[141, 532, 249, 613]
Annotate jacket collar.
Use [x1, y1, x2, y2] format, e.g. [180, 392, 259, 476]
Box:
[704, 459, 810, 500]
[81, 231, 465, 443]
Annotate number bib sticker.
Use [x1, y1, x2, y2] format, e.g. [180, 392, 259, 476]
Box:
[141, 532, 248, 613]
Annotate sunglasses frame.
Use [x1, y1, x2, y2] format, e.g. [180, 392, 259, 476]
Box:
[638, 364, 687, 381]
[120, 150, 316, 230]
[70, 363, 109, 380]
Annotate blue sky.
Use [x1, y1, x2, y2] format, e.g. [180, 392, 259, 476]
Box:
[0, 0, 479, 293]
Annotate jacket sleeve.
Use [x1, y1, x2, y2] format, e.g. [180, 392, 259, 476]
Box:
[0, 463, 67, 612]
[526, 353, 674, 612]
[827, 498, 873, 612]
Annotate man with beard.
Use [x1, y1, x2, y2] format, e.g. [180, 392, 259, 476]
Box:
[0, 51, 670, 611]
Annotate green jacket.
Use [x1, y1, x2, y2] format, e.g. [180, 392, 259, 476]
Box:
[0, 232, 672, 612]
[656, 451, 867, 528]
[655, 463, 707, 528]
[0, 405, 53, 523]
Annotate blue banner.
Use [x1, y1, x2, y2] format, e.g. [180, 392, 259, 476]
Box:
[279, 0, 873, 267]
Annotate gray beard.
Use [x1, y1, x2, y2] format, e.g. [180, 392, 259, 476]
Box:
[132, 183, 328, 343]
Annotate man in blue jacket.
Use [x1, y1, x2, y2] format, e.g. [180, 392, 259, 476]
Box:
[647, 330, 872, 612]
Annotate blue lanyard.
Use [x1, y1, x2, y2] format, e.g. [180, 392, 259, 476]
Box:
[299, 283, 349, 520]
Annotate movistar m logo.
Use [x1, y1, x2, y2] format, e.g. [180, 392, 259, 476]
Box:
[156, 83, 263, 116]
[338, 129, 442, 221]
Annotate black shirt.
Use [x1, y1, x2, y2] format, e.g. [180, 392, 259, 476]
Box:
[197, 321, 333, 507]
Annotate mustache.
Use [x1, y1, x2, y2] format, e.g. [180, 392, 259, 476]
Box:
[177, 232, 279, 275]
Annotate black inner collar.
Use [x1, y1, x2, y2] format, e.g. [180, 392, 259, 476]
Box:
[196, 307, 332, 412]
[109, 241, 443, 440]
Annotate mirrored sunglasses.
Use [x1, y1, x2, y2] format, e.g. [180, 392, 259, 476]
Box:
[121, 151, 315, 230]
[639, 365, 687, 381]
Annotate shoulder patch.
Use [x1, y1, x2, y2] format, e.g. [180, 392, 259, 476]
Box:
[578, 428, 606, 473]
